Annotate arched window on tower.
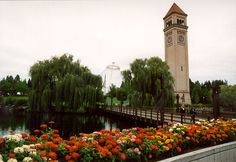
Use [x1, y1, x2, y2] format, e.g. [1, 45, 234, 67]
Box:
[166, 20, 172, 27]
[177, 19, 184, 25]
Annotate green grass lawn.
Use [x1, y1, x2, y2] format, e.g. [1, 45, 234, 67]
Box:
[4, 96, 28, 100]
[106, 97, 129, 106]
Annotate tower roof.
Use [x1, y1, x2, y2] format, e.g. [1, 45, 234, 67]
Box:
[163, 3, 187, 19]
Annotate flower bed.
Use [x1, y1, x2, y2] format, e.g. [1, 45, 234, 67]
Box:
[0, 119, 236, 162]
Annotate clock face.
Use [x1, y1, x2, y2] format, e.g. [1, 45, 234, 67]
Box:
[167, 36, 172, 44]
[178, 35, 185, 43]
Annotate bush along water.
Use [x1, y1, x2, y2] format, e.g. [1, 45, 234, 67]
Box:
[0, 119, 236, 162]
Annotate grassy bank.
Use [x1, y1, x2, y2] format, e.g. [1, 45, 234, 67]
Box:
[1, 96, 29, 106]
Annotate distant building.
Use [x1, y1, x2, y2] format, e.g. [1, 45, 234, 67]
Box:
[163, 3, 191, 104]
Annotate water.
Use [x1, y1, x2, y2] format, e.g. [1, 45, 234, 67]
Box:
[0, 110, 147, 139]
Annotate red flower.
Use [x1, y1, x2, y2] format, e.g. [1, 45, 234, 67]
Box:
[120, 153, 126, 160]
[135, 138, 142, 144]
[98, 138, 105, 146]
[176, 146, 182, 153]
[148, 153, 153, 159]
[0, 137, 4, 143]
[9, 153, 16, 158]
[21, 132, 28, 138]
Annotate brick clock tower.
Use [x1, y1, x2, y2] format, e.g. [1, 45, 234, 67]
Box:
[163, 3, 191, 104]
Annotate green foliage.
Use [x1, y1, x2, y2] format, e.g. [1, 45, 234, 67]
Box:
[0, 75, 30, 96]
[107, 84, 117, 107]
[121, 57, 175, 107]
[116, 88, 127, 107]
[3, 96, 28, 106]
[220, 85, 236, 111]
[0, 96, 4, 104]
[29, 54, 103, 112]
[190, 79, 227, 105]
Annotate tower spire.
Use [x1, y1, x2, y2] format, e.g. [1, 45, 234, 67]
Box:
[164, 3, 187, 19]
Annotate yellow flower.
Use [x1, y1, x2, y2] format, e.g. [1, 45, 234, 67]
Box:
[158, 141, 163, 145]
[165, 139, 171, 144]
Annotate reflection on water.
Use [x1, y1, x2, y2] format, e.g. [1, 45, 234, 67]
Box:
[0, 110, 145, 139]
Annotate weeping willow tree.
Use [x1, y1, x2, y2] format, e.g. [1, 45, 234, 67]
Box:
[29, 54, 103, 112]
[121, 57, 175, 107]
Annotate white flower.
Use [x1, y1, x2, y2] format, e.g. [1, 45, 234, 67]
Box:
[131, 135, 136, 139]
[0, 160, 3, 162]
[88, 137, 93, 141]
[169, 128, 173, 132]
[122, 140, 127, 143]
[14, 147, 24, 153]
[29, 150, 37, 156]
[29, 144, 35, 148]
[0, 154, 2, 159]
[196, 121, 201, 124]
[23, 157, 33, 162]
[7, 158, 18, 162]
[117, 140, 122, 144]
[22, 145, 30, 152]
[177, 128, 181, 131]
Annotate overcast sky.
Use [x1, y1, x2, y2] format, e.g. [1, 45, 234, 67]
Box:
[0, 0, 236, 86]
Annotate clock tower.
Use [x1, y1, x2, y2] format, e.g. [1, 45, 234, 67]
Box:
[163, 3, 191, 104]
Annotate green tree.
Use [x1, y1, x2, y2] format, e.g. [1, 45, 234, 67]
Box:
[220, 85, 236, 112]
[0, 75, 29, 96]
[29, 54, 103, 112]
[107, 84, 117, 107]
[116, 88, 127, 111]
[121, 57, 174, 107]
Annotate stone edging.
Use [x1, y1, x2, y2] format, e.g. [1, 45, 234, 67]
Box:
[159, 141, 236, 162]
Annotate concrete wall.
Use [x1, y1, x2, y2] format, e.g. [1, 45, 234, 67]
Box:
[159, 141, 236, 162]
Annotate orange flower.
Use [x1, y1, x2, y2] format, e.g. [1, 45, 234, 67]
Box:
[48, 151, 57, 160]
[39, 150, 47, 157]
[40, 134, 49, 140]
[53, 134, 60, 138]
[34, 129, 40, 133]
[40, 124, 48, 129]
[71, 152, 80, 159]
[150, 144, 158, 151]
[65, 155, 72, 161]
[29, 135, 37, 142]
[53, 129, 59, 134]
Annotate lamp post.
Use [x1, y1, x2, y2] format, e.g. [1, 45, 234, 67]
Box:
[212, 85, 220, 119]
[176, 94, 180, 112]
